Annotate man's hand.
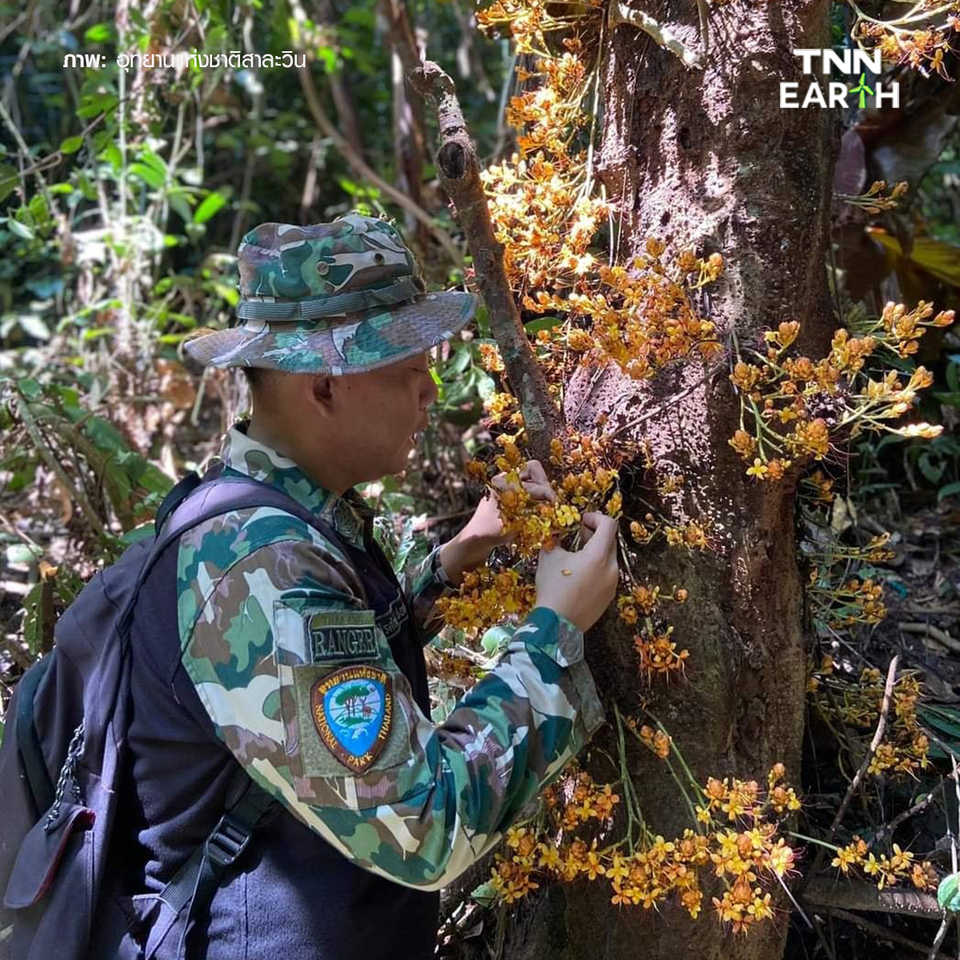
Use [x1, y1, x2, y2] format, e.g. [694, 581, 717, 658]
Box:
[438, 460, 556, 585]
[535, 512, 620, 633]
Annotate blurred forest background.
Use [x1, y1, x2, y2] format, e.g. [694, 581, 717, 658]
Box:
[2, 1, 960, 958]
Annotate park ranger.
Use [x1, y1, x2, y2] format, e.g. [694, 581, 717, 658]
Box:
[103, 212, 617, 959]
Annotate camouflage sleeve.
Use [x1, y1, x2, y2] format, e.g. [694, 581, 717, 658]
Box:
[179, 534, 605, 891]
[399, 543, 454, 645]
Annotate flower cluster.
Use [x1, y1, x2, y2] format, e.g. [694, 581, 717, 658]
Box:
[477, 0, 602, 57]
[696, 766, 802, 825]
[854, 15, 960, 80]
[489, 757, 801, 938]
[810, 666, 930, 777]
[633, 629, 690, 684]
[524, 245, 724, 381]
[728, 308, 953, 480]
[434, 565, 537, 639]
[832, 836, 938, 892]
[805, 533, 895, 631]
[837, 179, 909, 214]
[480, 44, 608, 293]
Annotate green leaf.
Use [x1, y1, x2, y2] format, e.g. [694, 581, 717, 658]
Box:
[139, 147, 167, 178]
[120, 523, 155, 545]
[17, 377, 41, 399]
[17, 315, 50, 340]
[84, 22, 114, 43]
[947, 358, 960, 394]
[480, 625, 511, 658]
[470, 882, 498, 907]
[0, 164, 20, 203]
[103, 144, 122, 172]
[168, 193, 193, 224]
[524, 316, 561, 335]
[475, 370, 497, 401]
[5, 543, 41, 566]
[59, 135, 84, 155]
[129, 163, 164, 189]
[939, 873, 960, 913]
[918, 452, 945, 484]
[443, 343, 473, 378]
[76, 91, 118, 119]
[21, 581, 48, 656]
[7, 219, 34, 240]
[939, 481, 960, 502]
[193, 191, 227, 224]
[211, 282, 239, 307]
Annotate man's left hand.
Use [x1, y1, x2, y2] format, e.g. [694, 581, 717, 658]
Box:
[438, 460, 557, 586]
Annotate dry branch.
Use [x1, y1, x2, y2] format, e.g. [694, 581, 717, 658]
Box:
[408, 60, 560, 462]
[291, 41, 463, 270]
[807, 654, 900, 882]
[16, 397, 107, 540]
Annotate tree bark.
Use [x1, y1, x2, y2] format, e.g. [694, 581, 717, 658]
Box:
[505, 1, 838, 958]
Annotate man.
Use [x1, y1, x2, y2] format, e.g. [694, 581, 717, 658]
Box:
[107, 213, 617, 959]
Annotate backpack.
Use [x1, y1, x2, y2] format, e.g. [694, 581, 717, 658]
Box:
[0, 470, 332, 960]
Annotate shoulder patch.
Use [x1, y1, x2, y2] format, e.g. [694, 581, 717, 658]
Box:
[309, 609, 379, 662]
[311, 664, 393, 772]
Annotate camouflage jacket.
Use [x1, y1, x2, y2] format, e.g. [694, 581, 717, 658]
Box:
[177, 425, 606, 890]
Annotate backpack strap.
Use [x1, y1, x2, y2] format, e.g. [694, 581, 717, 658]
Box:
[147, 765, 279, 958]
[14, 653, 57, 818]
[153, 471, 204, 533]
[122, 471, 338, 957]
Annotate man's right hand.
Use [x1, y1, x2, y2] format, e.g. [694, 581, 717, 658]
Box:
[534, 512, 620, 633]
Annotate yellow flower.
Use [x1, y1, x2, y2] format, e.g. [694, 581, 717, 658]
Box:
[746, 459, 768, 479]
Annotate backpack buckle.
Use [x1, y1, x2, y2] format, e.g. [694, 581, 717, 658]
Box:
[204, 813, 251, 869]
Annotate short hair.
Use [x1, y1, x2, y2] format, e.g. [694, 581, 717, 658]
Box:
[241, 365, 275, 393]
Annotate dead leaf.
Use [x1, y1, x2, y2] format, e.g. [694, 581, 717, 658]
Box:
[156, 358, 198, 409]
[50, 479, 73, 525]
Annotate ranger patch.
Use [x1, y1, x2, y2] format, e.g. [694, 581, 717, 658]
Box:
[310, 664, 393, 773]
[308, 610, 379, 662]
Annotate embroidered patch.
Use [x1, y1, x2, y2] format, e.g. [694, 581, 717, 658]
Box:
[376, 593, 409, 642]
[310, 664, 393, 773]
[308, 610, 379, 662]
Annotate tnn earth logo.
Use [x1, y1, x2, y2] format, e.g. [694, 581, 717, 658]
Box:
[781, 48, 899, 109]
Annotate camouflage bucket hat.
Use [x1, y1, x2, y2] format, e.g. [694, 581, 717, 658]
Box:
[184, 212, 478, 374]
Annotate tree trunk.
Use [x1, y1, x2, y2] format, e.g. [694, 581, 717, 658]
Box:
[505, 2, 838, 958]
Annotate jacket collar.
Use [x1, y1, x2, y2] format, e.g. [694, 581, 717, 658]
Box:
[219, 422, 371, 549]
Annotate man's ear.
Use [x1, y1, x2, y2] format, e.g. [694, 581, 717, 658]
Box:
[309, 374, 335, 411]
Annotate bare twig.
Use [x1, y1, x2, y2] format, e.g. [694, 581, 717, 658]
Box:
[409, 60, 561, 462]
[928, 917, 951, 960]
[869, 779, 948, 851]
[16, 397, 107, 539]
[292, 44, 464, 271]
[808, 655, 900, 880]
[608, 364, 723, 438]
[608, 2, 705, 69]
[820, 907, 952, 960]
[900, 621, 960, 655]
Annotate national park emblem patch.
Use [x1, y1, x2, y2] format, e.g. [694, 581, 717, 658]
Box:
[310, 664, 393, 773]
